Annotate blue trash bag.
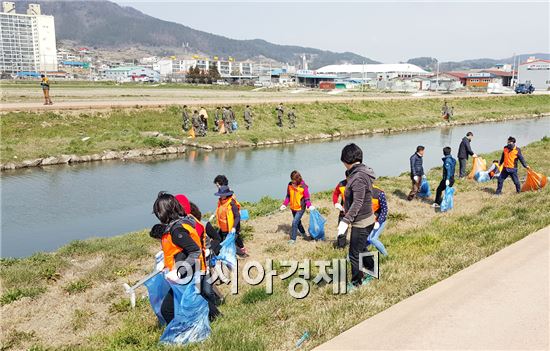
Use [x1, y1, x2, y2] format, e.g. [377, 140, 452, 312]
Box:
[211, 230, 237, 270]
[240, 209, 249, 221]
[144, 272, 171, 325]
[367, 221, 388, 256]
[308, 208, 326, 240]
[440, 186, 455, 212]
[474, 171, 491, 183]
[418, 178, 431, 198]
[160, 277, 211, 345]
[232, 121, 238, 131]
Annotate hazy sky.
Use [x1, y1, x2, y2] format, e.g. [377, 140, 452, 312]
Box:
[116, 1, 549, 63]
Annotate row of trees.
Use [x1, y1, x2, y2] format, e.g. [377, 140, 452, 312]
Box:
[185, 66, 221, 84]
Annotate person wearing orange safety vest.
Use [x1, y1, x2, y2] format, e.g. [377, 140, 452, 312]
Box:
[496, 136, 530, 195]
[332, 180, 387, 249]
[487, 160, 502, 179]
[215, 185, 249, 257]
[280, 170, 314, 244]
[150, 192, 220, 323]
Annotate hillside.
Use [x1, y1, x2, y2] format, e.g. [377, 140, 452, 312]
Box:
[15, 0, 377, 69]
[407, 53, 550, 72]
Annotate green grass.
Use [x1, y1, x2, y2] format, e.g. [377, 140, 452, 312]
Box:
[63, 279, 93, 295]
[1, 95, 548, 162]
[2, 137, 549, 350]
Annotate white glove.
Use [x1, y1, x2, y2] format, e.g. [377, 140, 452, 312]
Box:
[307, 205, 315, 212]
[337, 221, 349, 236]
[279, 204, 286, 211]
[165, 269, 182, 283]
[445, 179, 450, 186]
[373, 222, 380, 230]
[334, 203, 344, 212]
[230, 228, 236, 234]
[208, 214, 216, 222]
[413, 176, 419, 182]
[473, 154, 478, 158]
[422, 175, 427, 179]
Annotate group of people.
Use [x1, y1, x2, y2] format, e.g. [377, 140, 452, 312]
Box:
[149, 175, 249, 323]
[181, 103, 299, 138]
[407, 132, 531, 208]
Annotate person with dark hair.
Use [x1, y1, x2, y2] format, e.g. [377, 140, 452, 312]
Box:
[433, 146, 457, 207]
[487, 159, 502, 179]
[150, 192, 219, 322]
[280, 170, 314, 243]
[244, 105, 253, 130]
[40, 74, 53, 105]
[215, 185, 249, 257]
[407, 145, 425, 201]
[189, 201, 222, 257]
[337, 143, 377, 291]
[213, 174, 229, 188]
[496, 136, 530, 194]
[458, 132, 477, 178]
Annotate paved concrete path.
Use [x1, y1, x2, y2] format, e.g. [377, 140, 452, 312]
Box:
[315, 226, 549, 351]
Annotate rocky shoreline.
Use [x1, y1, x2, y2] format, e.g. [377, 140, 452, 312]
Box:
[1, 112, 547, 171]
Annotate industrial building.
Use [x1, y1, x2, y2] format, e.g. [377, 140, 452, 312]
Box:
[0, 2, 57, 74]
[518, 59, 550, 90]
[315, 63, 430, 81]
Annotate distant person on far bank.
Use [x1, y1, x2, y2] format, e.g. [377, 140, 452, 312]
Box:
[199, 106, 209, 130]
[288, 107, 296, 128]
[40, 74, 53, 105]
[496, 136, 530, 195]
[214, 107, 221, 132]
[441, 101, 453, 122]
[457, 132, 477, 178]
[244, 105, 253, 130]
[407, 145, 425, 201]
[276, 103, 284, 128]
[181, 105, 191, 135]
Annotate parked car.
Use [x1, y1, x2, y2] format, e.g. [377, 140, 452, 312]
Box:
[215, 80, 229, 86]
[515, 82, 535, 94]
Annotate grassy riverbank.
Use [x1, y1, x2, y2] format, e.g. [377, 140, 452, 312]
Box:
[1, 137, 549, 350]
[1, 95, 549, 163]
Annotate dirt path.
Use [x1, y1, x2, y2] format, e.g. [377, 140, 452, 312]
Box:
[0, 90, 508, 113]
[315, 225, 550, 351]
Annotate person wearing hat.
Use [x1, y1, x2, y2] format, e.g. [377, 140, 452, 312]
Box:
[215, 185, 248, 257]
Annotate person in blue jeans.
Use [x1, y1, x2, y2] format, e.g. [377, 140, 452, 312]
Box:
[280, 171, 315, 243]
[496, 136, 530, 195]
[434, 146, 456, 207]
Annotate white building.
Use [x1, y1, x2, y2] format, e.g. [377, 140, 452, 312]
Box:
[153, 57, 255, 78]
[104, 66, 160, 82]
[316, 63, 430, 81]
[0, 2, 57, 73]
[518, 59, 550, 91]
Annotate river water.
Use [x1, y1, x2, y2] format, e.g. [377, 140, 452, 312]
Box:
[1, 117, 549, 257]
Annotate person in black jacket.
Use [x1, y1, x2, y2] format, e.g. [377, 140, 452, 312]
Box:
[457, 132, 478, 178]
[407, 145, 425, 201]
[433, 147, 457, 207]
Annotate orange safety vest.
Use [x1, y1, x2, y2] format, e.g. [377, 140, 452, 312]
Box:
[502, 146, 519, 169]
[216, 197, 241, 232]
[161, 220, 206, 272]
[288, 183, 306, 211]
[371, 185, 383, 215]
[338, 185, 346, 203]
[489, 162, 503, 178]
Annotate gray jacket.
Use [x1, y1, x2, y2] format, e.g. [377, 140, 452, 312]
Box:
[342, 164, 376, 225]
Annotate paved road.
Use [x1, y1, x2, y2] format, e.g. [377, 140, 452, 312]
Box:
[315, 226, 549, 351]
[0, 91, 519, 112]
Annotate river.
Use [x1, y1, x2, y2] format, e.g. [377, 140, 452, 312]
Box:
[1, 117, 549, 257]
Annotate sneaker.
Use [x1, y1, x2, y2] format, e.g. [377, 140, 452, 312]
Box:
[302, 235, 313, 242]
[361, 275, 374, 286]
[346, 282, 359, 293]
[432, 203, 440, 208]
[288, 239, 296, 245]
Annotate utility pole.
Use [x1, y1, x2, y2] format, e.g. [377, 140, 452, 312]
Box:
[435, 59, 440, 93]
[362, 61, 365, 92]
